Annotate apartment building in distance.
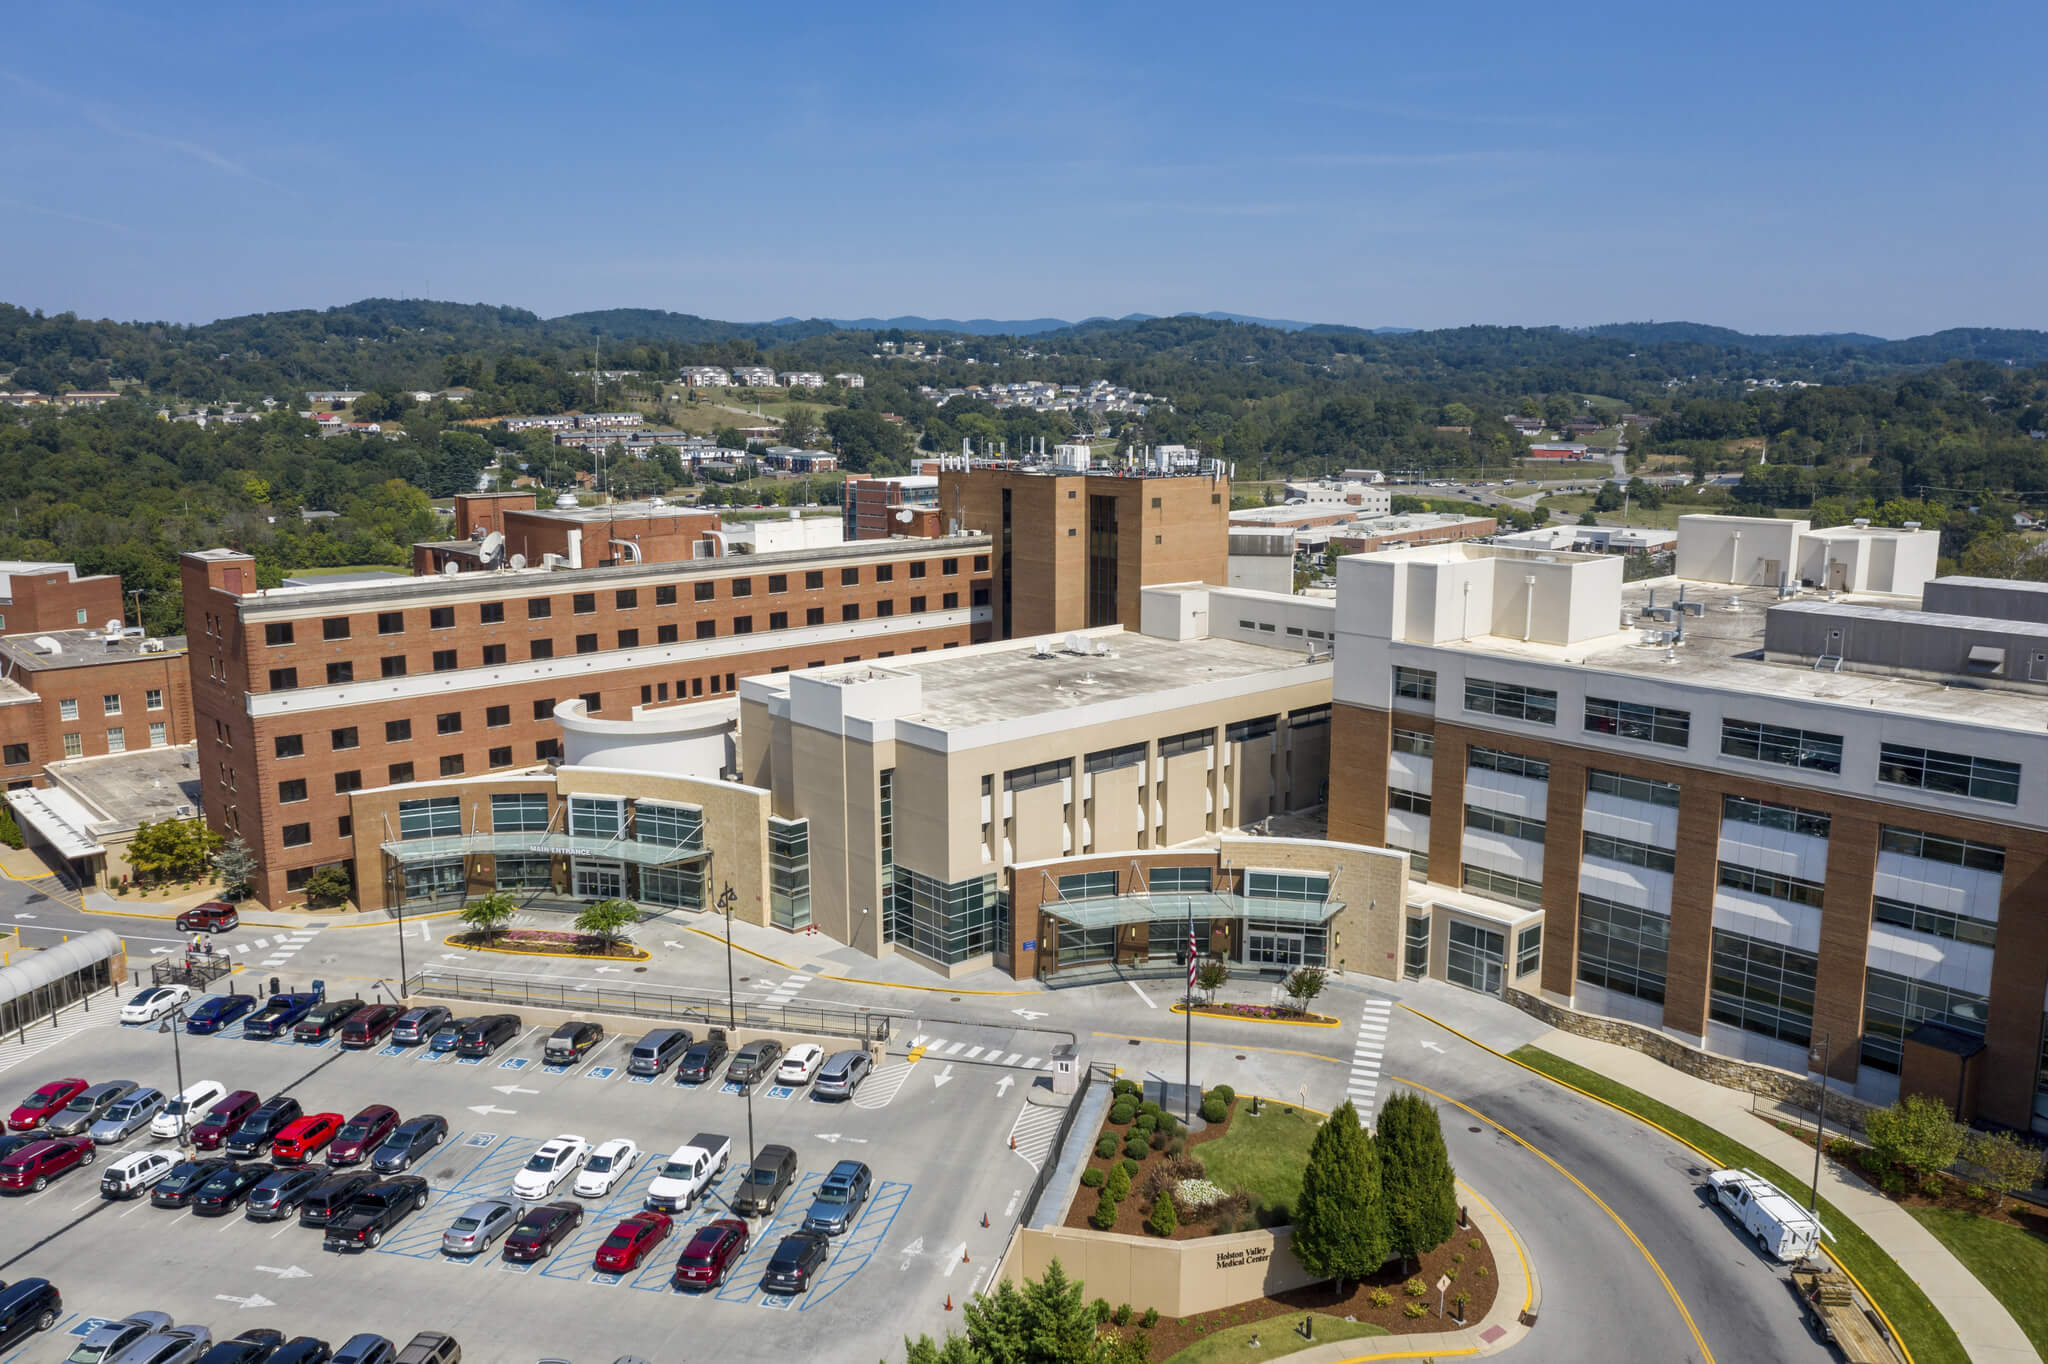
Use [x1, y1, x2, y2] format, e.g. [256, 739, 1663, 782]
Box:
[0, 561, 127, 636]
[843, 475, 939, 541]
[1329, 514, 2048, 1131]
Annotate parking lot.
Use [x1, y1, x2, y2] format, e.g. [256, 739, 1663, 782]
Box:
[0, 999, 1051, 1362]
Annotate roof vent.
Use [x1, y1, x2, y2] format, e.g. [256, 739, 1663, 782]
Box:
[1852, 517, 1871, 527]
[1902, 521, 1921, 530]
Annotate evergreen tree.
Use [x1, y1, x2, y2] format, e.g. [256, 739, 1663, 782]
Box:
[1291, 1100, 1389, 1293]
[1377, 1092, 1459, 1265]
[211, 836, 258, 899]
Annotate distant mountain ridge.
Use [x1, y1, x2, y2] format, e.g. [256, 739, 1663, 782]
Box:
[778, 310, 1418, 336]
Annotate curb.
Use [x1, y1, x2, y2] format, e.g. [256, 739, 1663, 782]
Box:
[439, 935, 652, 964]
[1167, 1004, 1342, 1029]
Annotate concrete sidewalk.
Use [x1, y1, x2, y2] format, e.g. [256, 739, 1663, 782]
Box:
[1530, 1027, 2034, 1364]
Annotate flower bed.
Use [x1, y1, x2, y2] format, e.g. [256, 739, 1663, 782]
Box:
[448, 928, 648, 960]
[1173, 1002, 1339, 1026]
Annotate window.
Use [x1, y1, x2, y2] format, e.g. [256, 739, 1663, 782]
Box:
[696, 620, 715, 639]
[1878, 743, 2020, 805]
[975, 554, 989, 571]
[322, 617, 350, 641]
[568, 795, 624, 839]
[843, 604, 861, 621]
[100, 693, 121, 716]
[1720, 718, 1842, 773]
[527, 598, 552, 619]
[145, 688, 163, 710]
[1246, 870, 1330, 902]
[496, 855, 551, 891]
[533, 699, 554, 720]
[1878, 826, 2005, 873]
[274, 734, 304, 759]
[657, 624, 678, 644]
[1710, 928, 1818, 1046]
[492, 793, 550, 831]
[377, 611, 405, 635]
[334, 770, 362, 794]
[388, 761, 414, 783]
[877, 564, 894, 582]
[1464, 677, 1557, 724]
[483, 643, 506, 666]
[841, 568, 859, 586]
[148, 721, 166, 747]
[486, 705, 510, 728]
[277, 776, 308, 803]
[576, 634, 598, 654]
[580, 691, 600, 712]
[1445, 919, 1506, 990]
[1582, 830, 1676, 872]
[910, 561, 928, 580]
[1160, 728, 1213, 758]
[1405, 915, 1431, 979]
[421, 605, 450, 630]
[805, 571, 824, 589]
[1227, 715, 1277, 744]
[729, 579, 751, 599]
[656, 584, 678, 606]
[888, 866, 999, 964]
[439, 754, 465, 777]
[1872, 896, 1997, 948]
[488, 746, 512, 768]
[536, 738, 561, 761]
[1289, 705, 1331, 729]
[768, 613, 787, 631]
[1085, 742, 1146, 774]
[877, 600, 894, 617]
[732, 616, 753, 634]
[571, 592, 596, 615]
[436, 712, 462, 735]
[480, 602, 505, 624]
[529, 639, 553, 659]
[1393, 666, 1436, 702]
[767, 575, 786, 594]
[264, 622, 294, 646]
[105, 726, 125, 753]
[1389, 787, 1432, 815]
[432, 649, 458, 671]
[1722, 794, 1830, 838]
[58, 698, 79, 721]
[694, 581, 714, 602]
[1150, 865, 1214, 894]
[637, 801, 704, 850]
[381, 655, 407, 677]
[943, 557, 959, 575]
[61, 733, 81, 758]
[1392, 727, 1436, 758]
[268, 668, 298, 690]
[1059, 869, 1120, 900]
[618, 628, 639, 648]
[805, 607, 825, 626]
[1516, 925, 1542, 977]
[326, 661, 353, 685]
[1861, 969, 1988, 1073]
[909, 596, 926, 613]
[1, 744, 26, 766]
[1468, 746, 1549, 781]
[1465, 804, 1547, 843]
[1584, 696, 1690, 747]
[973, 587, 990, 606]
[397, 795, 459, 840]
[1717, 861, 1825, 908]
[616, 588, 638, 609]
[281, 823, 311, 848]
[1461, 863, 1543, 908]
[331, 726, 359, 750]
[1006, 758, 1072, 792]
[1578, 894, 1669, 1003]
[1587, 769, 1681, 808]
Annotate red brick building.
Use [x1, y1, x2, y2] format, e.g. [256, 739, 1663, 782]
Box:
[0, 629, 194, 788]
[0, 561, 126, 637]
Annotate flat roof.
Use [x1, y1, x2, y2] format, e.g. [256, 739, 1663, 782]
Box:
[46, 745, 203, 831]
[1332, 512, 1492, 534]
[0, 630, 186, 671]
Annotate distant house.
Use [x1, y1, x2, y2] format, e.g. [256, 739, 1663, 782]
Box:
[731, 366, 778, 387]
[680, 366, 732, 387]
[438, 387, 475, 402]
[504, 415, 575, 432]
[1529, 442, 1593, 460]
[58, 390, 120, 407]
[575, 412, 644, 429]
[779, 371, 826, 388]
[305, 390, 365, 406]
[833, 372, 866, 389]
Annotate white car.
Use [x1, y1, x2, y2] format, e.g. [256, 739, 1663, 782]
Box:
[512, 1134, 589, 1201]
[775, 1044, 825, 1085]
[153, 1080, 226, 1140]
[120, 984, 191, 1024]
[573, 1138, 641, 1198]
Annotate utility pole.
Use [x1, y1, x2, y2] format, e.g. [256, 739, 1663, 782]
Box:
[719, 881, 738, 1029]
[1809, 1033, 1831, 1215]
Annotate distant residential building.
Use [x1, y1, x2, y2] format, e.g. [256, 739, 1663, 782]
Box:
[680, 366, 733, 387]
[439, 387, 475, 402]
[833, 373, 866, 389]
[575, 412, 644, 430]
[731, 366, 778, 387]
[305, 390, 365, 406]
[504, 415, 576, 433]
[779, 372, 826, 388]
[57, 391, 120, 407]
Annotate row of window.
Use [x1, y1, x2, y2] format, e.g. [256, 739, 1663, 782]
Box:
[274, 697, 587, 759]
[1467, 746, 1550, 782]
[1587, 768, 1680, 809]
[1582, 830, 1677, 873]
[52, 724, 168, 758]
[1722, 794, 1831, 840]
[1717, 861, 1826, 909]
[393, 792, 705, 846]
[55, 691, 164, 720]
[1464, 803, 1547, 844]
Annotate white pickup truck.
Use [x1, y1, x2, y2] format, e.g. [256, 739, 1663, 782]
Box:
[1707, 1167, 1827, 1262]
[645, 1132, 731, 1214]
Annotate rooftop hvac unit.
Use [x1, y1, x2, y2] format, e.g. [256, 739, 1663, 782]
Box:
[1032, 639, 1056, 658]
[1063, 632, 1087, 654]
[173, 804, 197, 818]
[140, 638, 166, 653]
[541, 554, 566, 570]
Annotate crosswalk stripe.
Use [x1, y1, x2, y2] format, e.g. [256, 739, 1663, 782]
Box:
[1001, 1053, 1020, 1066]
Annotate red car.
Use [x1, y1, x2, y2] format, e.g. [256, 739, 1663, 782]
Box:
[271, 1113, 344, 1164]
[8, 1078, 87, 1132]
[594, 1210, 672, 1272]
[175, 902, 240, 933]
[672, 1217, 749, 1290]
[326, 1105, 399, 1166]
[0, 1137, 95, 1192]
[339, 1004, 404, 1050]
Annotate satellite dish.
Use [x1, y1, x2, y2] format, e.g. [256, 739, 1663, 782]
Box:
[479, 530, 505, 562]
[895, 509, 913, 523]
[509, 552, 528, 570]
[442, 561, 461, 576]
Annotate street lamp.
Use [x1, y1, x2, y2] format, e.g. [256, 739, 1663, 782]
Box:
[157, 1003, 191, 1154]
[717, 881, 737, 1029]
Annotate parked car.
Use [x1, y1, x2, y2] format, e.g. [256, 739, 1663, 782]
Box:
[272, 1112, 344, 1164]
[593, 1210, 671, 1272]
[63, 1311, 174, 1364]
[672, 1218, 750, 1290]
[455, 1015, 519, 1058]
[225, 1096, 302, 1159]
[189, 1090, 260, 1152]
[0, 1134, 40, 1164]
[151, 1157, 232, 1209]
[725, 1040, 783, 1088]
[428, 1017, 475, 1053]
[324, 1176, 430, 1252]
[762, 1229, 831, 1294]
[370, 1114, 447, 1173]
[338, 1005, 403, 1050]
[731, 1143, 797, 1216]
[811, 1050, 872, 1100]
[775, 1044, 825, 1085]
[440, 1196, 520, 1257]
[802, 1159, 872, 1235]
[175, 902, 239, 933]
[626, 1027, 690, 1077]
[10, 1076, 87, 1130]
[330, 1336, 394, 1364]
[121, 985, 192, 1024]
[391, 1333, 459, 1364]
[296, 1171, 376, 1228]
[105, 1327, 212, 1364]
[513, 1135, 589, 1200]
[501, 1200, 582, 1262]
[0, 1136, 95, 1191]
[389, 1007, 451, 1046]
[326, 1105, 398, 1166]
[184, 995, 258, 1035]
[573, 1138, 639, 1198]
[266, 1339, 333, 1364]
[46, 1080, 139, 1136]
[0, 1278, 63, 1351]
[543, 1021, 604, 1065]
[244, 1165, 324, 1221]
[293, 998, 365, 1044]
[191, 1161, 273, 1216]
[241, 994, 321, 1040]
[101, 1149, 177, 1199]
[90, 1087, 167, 1144]
[193, 1331, 289, 1364]
[153, 1081, 227, 1139]
[673, 1034, 727, 1085]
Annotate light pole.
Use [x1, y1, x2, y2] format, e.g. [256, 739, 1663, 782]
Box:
[718, 881, 737, 1029]
[158, 1002, 190, 1154]
[1808, 1033, 1831, 1215]
[393, 892, 410, 993]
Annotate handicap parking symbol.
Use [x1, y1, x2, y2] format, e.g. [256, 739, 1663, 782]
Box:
[466, 1132, 497, 1147]
[765, 1085, 797, 1102]
[720, 1081, 745, 1096]
[456, 1056, 482, 1066]
[759, 1294, 794, 1310]
[594, 1272, 622, 1285]
[70, 1318, 109, 1337]
[544, 1063, 572, 1075]
[500, 1056, 531, 1071]
[378, 1045, 406, 1057]
[585, 1066, 616, 1080]
[628, 1074, 654, 1085]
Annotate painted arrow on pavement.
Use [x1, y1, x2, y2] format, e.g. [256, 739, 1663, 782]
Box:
[994, 1075, 1015, 1098]
[491, 1084, 539, 1096]
[814, 1133, 869, 1145]
[1010, 1007, 1048, 1020]
[1419, 1040, 1445, 1054]
[662, 940, 689, 949]
[13, 913, 36, 921]
[253, 1265, 312, 1280]
[215, 1294, 275, 1311]
[932, 1064, 955, 1089]
[467, 1104, 517, 1117]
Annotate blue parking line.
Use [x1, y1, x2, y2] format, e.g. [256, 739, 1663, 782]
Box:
[625, 1169, 737, 1294]
[536, 1163, 663, 1282]
[1, 1311, 78, 1363]
[711, 1172, 826, 1303]
[801, 1180, 912, 1310]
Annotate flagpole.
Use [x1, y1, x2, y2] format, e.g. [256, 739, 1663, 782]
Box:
[1184, 903, 1195, 1129]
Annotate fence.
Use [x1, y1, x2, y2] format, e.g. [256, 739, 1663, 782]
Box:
[1018, 1061, 1106, 1228]
[151, 950, 232, 990]
[403, 968, 892, 1044]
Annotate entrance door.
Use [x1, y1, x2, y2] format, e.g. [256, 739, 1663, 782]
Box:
[1247, 927, 1306, 968]
[573, 860, 624, 899]
[1446, 920, 1506, 995]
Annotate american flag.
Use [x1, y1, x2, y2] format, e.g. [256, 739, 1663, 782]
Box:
[1187, 915, 1198, 993]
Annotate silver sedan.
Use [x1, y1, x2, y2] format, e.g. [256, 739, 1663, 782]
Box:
[90, 1088, 167, 1145]
[441, 1196, 520, 1256]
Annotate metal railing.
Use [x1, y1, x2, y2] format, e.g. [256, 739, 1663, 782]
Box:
[1018, 1061, 1105, 1228]
[403, 969, 891, 1044]
[151, 950, 233, 989]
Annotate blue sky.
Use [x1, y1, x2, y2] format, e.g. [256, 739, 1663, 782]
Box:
[3, 0, 2041, 335]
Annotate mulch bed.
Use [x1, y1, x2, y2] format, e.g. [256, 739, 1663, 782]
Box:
[1177, 1003, 1339, 1026]
[450, 929, 647, 960]
[1062, 1097, 1248, 1240]
[1771, 1121, 2048, 1233]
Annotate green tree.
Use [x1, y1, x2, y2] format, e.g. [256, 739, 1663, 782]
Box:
[211, 836, 258, 899]
[127, 817, 222, 884]
[1966, 1129, 2046, 1212]
[1867, 1094, 1966, 1176]
[1145, 1194, 1178, 1237]
[1292, 1100, 1390, 1294]
[1542, 393, 1576, 430]
[460, 891, 518, 944]
[1195, 957, 1229, 1003]
[1377, 1093, 1459, 1265]
[1579, 510, 1600, 526]
[576, 897, 640, 952]
[300, 864, 353, 909]
[1959, 532, 2048, 581]
[713, 425, 746, 450]
[1281, 966, 1327, 1015]
[1441, 402, 1476, 427]
[0, 804, 20, 850]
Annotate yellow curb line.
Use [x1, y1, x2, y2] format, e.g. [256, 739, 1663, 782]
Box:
[1398, 1002, 1914, 1364]
[440, 935, 651, 964]
[1089, 1031, 1347, 1065]
[1456, 1178, 1532, 1315]
[1167, 1004, 1341, 1029]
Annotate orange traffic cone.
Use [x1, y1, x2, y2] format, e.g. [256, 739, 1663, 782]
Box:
[981, 1212, 990, 1228]
[1009, 1136, 1016, 1150]
[945, 1294, 953, 1311]
[963, 1247, 971, 1263]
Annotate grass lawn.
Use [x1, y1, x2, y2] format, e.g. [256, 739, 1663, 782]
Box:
[1511, 1047, 1967, 1364]
[1161, 1315, 1386, 1364]
[1907, 1208, 2048, 1360]
[1197, 1104, 1321, 1222]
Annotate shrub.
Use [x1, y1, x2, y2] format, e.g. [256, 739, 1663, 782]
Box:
[1121, 1156, 1142, 1178]
[1880, 1171, 1907, 1198]
[1919, 1174, 1947, 1198]
[1403, 1277, 1427, 1298]
[1113, 1304, 1132, 1327]
[0, 804, 22, 850]
[1200, 1096, 1227, 1123]
[1097, 1134, 1119, 1160]
[1827, 1137, 1858, 1161]
[1156, 1113, 1178, 1137]
[1444, 1267, 1458, 1281]
[1147, 1196, 1179, 1237]
[1403, 1302, 1428, 1319]
[1091, 1191, 1118, 1229]
[1967, 1183, 1990, 1202]
[1475, 1264, 1491, 1278]
[1113, 1079, 1141, 1099]
[1140, 1309, 1159, 1330]
[1149, 1129, 1168, 1150]
[1451, 1251, 1465, 1263]
[1208, 1085, 1236, 1105]
[1140, 1099, 1163, 1119]
[1134, 1112, 1157, 1134]
[1081, 1169, 1106, 1188]
[1867, 1094, 1966, 1177]
[1109, 1100, 1136, 1126]
[1106, 1163, 1132, 1202]
[1124, 1136, 1149, 1160]
[300, 863, 353, 909]
[1370, 1288, 1394, 1308]
[1469, 1237, 1482, 1250]
[1168, 1135, 1186, 1156]
[1859, 1147, 1888, 1174]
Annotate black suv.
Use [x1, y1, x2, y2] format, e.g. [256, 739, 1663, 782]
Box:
[0, 1278, 61, 1351]
[455, 1015, 520, 1058]
[674, 1033, 729, 1085]
[732, 1143, 797, 1216]
[298, 1171, 376, 1228]
[543, 1021, 603, 1065]
[226, 1095, 303, 1159]
[725, 1039, 784, 1088]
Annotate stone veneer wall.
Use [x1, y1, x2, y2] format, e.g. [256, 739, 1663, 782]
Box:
[1505, 987, 1878, 1134]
